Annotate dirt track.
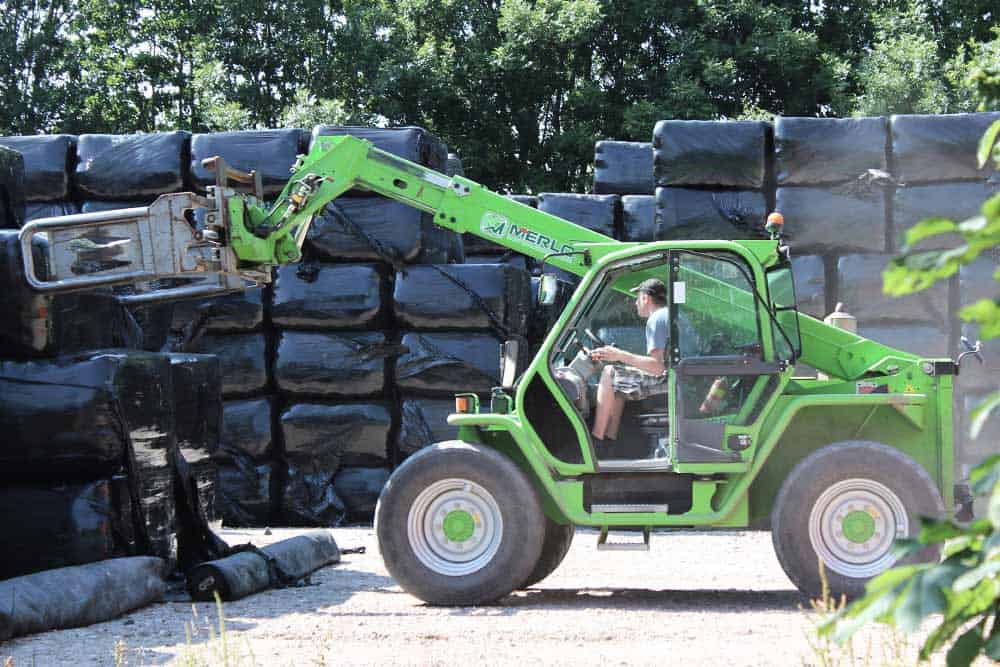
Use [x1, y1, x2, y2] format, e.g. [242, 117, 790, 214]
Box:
[3, 527, 931, 666]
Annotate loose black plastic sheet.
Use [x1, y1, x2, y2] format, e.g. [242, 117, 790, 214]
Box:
[0, 478, 135, 580]
[654, 120, 768, 189]
[305, 198, 447, 263]
[0, 134, 74, 201]
[775, 186, 886, 254]
[187, 531, 340, 601]
[537, 193, 619, 238]
[25, 200, 80, 222]
[187, 333, 269, 398]
[168, 353, 222, 453]
[274, 331, 391, 398]
[280, 402, 391, 468]
[0, 145, 25, 229]
[775, 117, 888, 186]
[396, 332, 518, 396]
[837, 254, 949, 324]
[462, 194, 536, 254]
[75, 131, 189, 200]
[190, 129, 304, 196]
[655, 188, 767, 240]
[216, 453, 273, 527]
[310, 125, 448, 171]
[393, 264, 532, 334]
[891, 112, 1000, 184]
[594, 141, 654, 195]
[221, 397, 274, 461]
[0, 556, 166, 641]
[398, 398, 461, 457]
[620, 195, 656, 242]
[79, 200, 153, 214]
[334, 467, 390, 521]
[270, 263, 385, 330]
[893, 182, 997, 251]
[280, 465, 346, 527]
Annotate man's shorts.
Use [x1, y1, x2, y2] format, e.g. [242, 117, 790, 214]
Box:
[609, 365, 669, 401]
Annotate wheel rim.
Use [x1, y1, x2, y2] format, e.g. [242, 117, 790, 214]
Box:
[808, 478, 908, 579]
[407, 478, 503, 577]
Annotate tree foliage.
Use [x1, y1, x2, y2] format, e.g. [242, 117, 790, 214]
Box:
[0, 0, 996, 190]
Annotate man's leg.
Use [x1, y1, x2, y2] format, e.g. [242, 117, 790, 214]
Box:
[592, 366, 626, 440]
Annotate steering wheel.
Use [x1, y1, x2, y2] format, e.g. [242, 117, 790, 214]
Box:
[583, 328, 608, 348]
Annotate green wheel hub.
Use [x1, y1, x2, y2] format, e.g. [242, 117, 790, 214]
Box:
[841, 510, 876, 544]
[443, 509, 476, 542]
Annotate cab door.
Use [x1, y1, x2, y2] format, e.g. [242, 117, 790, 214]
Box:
[668, 250, 784, 468]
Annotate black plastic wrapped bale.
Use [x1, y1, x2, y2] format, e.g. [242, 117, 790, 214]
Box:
[960, 393, 1000, 469]
[270, 263, 385, 331]
[275, 331, 391, 398]
[221, 397, 274, 460]
[537, 193, 619, 238]
[398, 398, 461, 457]
[25, 200, 79, 222]
[310, 125, 448, 171]
[186, 333, 269, 398]
[0, 478, 138, 580]
[775, 117, 888, 186]
[837, 254, 950, 325]
[79, 200, 153, 214]
[280, 402, 391, 469]
[305, 198, 449, 264]
[187, 530, 340, 602]
[958, 255, 1000, 392]
[166, 289, 265, 340]
[0, 235, 143, 361]
[280, 464, 346, 526]
[594, 141, 654, 195]
[891, 112, 1000, 184]
[791, 255, 826, 319]
[446, 152, 464, 176]
[168, 353, 222, 458]
[775, 186, 886, 254]
[858, 323, 950, 359]
[463, 252, 533, 273]
[75, 131, 189, 200]
[620, 195, 656, 242]
[0, 557, 166, 641]
[190, 129, 304, 197]
[216, 453, 273, 527]
[462, 195, 536, 255]
[893, 182, 998, 252]
[393, 264, 532, 334]
[654, 188, 767, 241]
[0, 134, 74, 201]
[334, 467, 390, 522]
[396, 332, 525, 396]
[0, 145, 25, 229]
[653, 120, 768, 189]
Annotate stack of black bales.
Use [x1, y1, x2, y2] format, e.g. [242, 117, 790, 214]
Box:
[0, 145, 25, 229]
[0, 135, 76, 222]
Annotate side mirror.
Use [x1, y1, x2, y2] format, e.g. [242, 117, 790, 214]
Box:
[537, 274, 559, 306]
[500, 339, 519, 390]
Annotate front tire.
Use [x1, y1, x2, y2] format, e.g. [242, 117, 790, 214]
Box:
[771, 441, 945, 599]
[375, 441, 545, 605]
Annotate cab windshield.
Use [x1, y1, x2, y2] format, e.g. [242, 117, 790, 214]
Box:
[766, 262, 802, 362]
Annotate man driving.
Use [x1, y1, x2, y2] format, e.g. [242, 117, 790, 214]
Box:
[589, 278, 670, 446]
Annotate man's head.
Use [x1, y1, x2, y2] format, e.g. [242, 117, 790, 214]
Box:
[631, 278, 667, 317]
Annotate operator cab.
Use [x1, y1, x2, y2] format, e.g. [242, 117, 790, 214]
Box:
[545, 244, 800, 475]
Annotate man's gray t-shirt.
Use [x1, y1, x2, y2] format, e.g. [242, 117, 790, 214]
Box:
[645, 306, 670, 354]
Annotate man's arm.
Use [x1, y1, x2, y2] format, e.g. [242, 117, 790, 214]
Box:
[591, 346, 666, 375]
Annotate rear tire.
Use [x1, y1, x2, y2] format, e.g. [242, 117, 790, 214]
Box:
[771, 441, 944, 600]
[521, 518, 574, 588]
[375, 441, 545, 605]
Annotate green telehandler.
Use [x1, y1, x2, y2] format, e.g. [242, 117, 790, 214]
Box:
[19, 135, 980, 603]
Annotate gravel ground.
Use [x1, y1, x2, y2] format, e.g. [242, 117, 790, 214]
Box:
[2, 527, 938, 666]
